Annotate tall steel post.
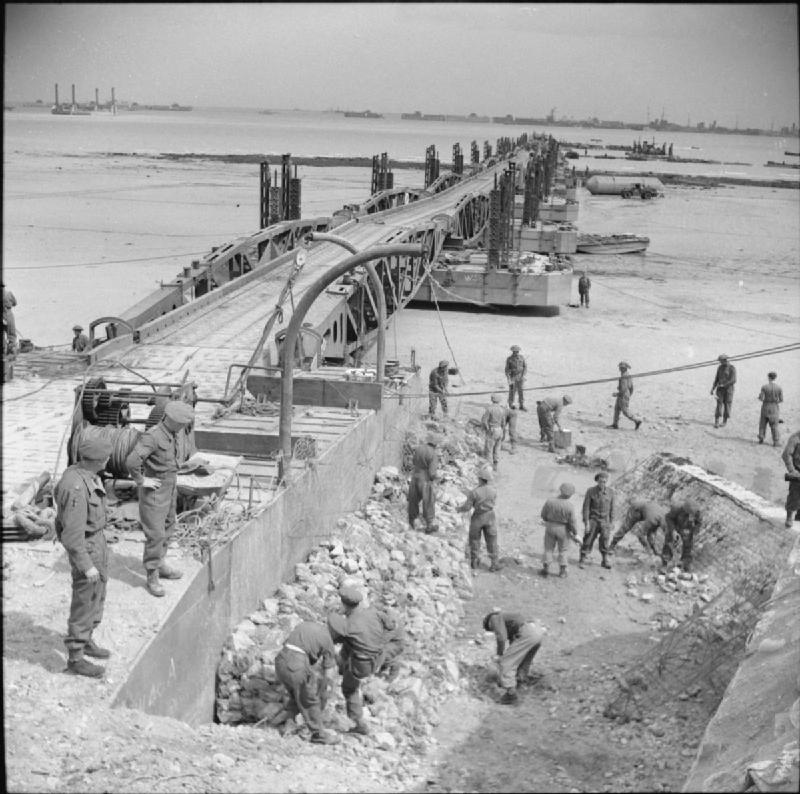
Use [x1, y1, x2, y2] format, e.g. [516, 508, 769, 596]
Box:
[259, 162, 271, 229]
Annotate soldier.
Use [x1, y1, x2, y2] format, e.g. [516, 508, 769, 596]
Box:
[580, 472, 615, 569]
[536, 394, 572, 452]
[458, 465, 500, 572]
[327, 585, 404, 736]
[660, 500, 702, 573]
[3, 283, 17, 354]
[125, 400, 199, 597]
[539, 482, 580, 578]
[608, 498, 666, 556]
[578, 271, 591, 308]
[482, 608, 546, 705]
[273, 621, 340, 744]
[502, 405, 518, 455]
[71, 324, 90, 353]
[610, 361, 642, 430]
[711, 353, 736, 428]
[505, 345, 528, 411]
[757, 371, 783, 446]
[482, 394, 508, 470]
[781, 429, 800, 528]
[428, 359, 450, 417]
[55, 435, 114, 678]
[407, 432, 439, 533]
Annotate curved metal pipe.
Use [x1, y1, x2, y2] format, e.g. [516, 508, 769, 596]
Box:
[279, 243, 424, 481]
[305, 232, 387, 395]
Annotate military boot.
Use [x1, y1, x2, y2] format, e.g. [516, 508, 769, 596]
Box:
[67, 650, 104, 678]
[500, 688, 518, 704]
[310, 729, 340, 745]
[559, 565, 568, 578]
[578, 554, 586, 569]
[84, 637, 111, 659]
[158, 563, 183, 580]
[540, 563, 549, 577]
[348, 719, 370, 736]
[601, 554, 612, 570]
[146, 569, 165, 597]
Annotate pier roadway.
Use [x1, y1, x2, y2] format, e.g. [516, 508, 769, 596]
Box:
[2, 154, 519, 499]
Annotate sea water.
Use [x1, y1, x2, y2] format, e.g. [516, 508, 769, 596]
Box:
[3, 106, 799, 346]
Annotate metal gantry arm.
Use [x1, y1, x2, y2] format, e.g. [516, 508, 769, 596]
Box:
[279, 242, 424, 480]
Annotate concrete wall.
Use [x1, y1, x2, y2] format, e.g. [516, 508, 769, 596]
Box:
[682, 533, 800, 792]
[111, 376, 420, 725]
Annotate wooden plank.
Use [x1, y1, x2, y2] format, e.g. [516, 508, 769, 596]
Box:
[194, 429, 317, 459]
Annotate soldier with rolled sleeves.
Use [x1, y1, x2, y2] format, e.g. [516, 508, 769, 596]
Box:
[660, 500, 702, 573]
[428, 360, 450, 417]
[608, 498, 666, 556]
[610, 361, 642, 430]
[781, 430, 800, 528]
[458, 465, 500, 572]
[580, 472, 615, 569]
[55, 435, 114, 678]
[505, 345, 528, 410]
[327, 585, 404, 736]
[407, 432, 439, 533]
[711, 353, 736, 428]
[537, 394, 572, 453]
[273, 621, 340, 744]
[482, 394, 509, 470]
[125, 400, 198, 597]
[71, 324, 90, 353]
[539, 482, 580, 578]
[757, 371, 783, 446]
[482, 608, 546, 704]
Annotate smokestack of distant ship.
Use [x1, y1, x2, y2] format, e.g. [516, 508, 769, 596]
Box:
[54, 83, 59, 109]
[95, 87, 99, 110]
[71, 84, 76, 111]
[111, 87, 116, 115]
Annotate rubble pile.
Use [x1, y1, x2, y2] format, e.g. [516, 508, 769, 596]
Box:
[216, 419, 489, 766]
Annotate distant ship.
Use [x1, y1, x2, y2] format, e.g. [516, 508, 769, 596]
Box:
[401, 111, 446, 121]
[129, 102, 193, 111]
[343, 110, 383, 119]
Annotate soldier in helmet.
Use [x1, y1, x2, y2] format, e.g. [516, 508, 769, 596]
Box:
[407, 432, 439, 533]
[55, 435, 114, 678]
[711, 354, 736, 428]
[428, 360, 450, 418]
[458, 465, 500, 572]
[505, 345, 528, 411]
[482, 394, 509, 470]
[125, 400, 201, 596]
[536, 394, 573, 453]
[71, 324, 90, 353]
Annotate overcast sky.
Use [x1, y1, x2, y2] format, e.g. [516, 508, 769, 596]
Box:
[5, 3, 799, 128]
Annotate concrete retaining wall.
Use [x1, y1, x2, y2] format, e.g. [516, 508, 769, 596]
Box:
[111, 377, 420, 725]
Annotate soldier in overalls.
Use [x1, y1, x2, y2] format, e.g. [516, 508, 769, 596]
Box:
[407, 433, 439, 533]
[55, 436, 114, 678]
[458, 466, 500, 572]
[757, 371, 783, 446]
[125, 400, 196, 597]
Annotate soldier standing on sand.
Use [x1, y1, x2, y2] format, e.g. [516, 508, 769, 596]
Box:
[578, 271, 591, 307]
[608, 498, 667, 556]
[482, 608, 546, 705]
[125, 400, 198, 597]
[610, 361, 642, 430]
[505, 345, 528, 411]
[55, 436, 114, 678]
[580, 472, 615, 569]
[428, 360, 450, 418]
[539, 482, 580, 578]
[536, 394, 573, 452]
[482, 394, 509, 470]
[502, 405, 518, 454]
[660, 500, 702, 573]
[711, 354, 736, 428]
[327, 586, 404, 736]
[757, 371, 783, 446]
[458, 465, 500, 572]
[273, 621, 340, 744]
[781, 429, 800, 528]
[407, 433, 439, 533]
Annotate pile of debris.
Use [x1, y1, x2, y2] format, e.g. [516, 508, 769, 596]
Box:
[215, 420, 489, 769]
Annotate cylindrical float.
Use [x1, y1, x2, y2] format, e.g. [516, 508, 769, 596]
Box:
[585, 176, 664, 195]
